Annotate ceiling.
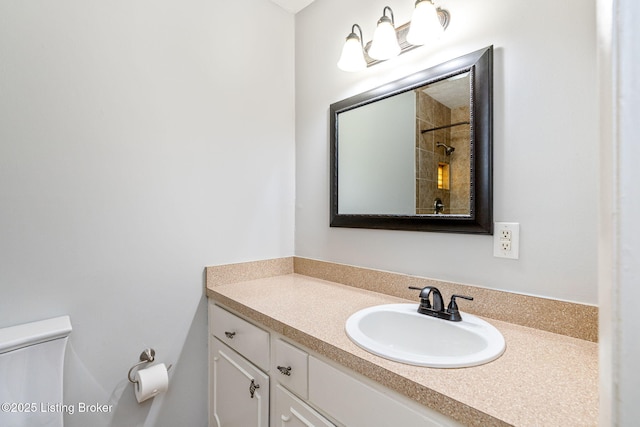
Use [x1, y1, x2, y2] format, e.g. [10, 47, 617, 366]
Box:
[269, 0, 316, 14]
[421, 73, 471, 110]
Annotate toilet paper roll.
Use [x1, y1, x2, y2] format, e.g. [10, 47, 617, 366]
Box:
[134, 363, 169, 403]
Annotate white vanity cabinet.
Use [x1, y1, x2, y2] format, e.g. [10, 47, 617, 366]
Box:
[209, 301, 460, 427]
[209, 304, 270, 427]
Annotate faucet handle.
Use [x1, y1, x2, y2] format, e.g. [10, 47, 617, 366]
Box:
[409, 286, 428, 296]
[446, 295, 473, 321]
[447, 294, 474, 313]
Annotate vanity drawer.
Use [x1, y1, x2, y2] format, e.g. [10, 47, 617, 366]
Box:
[275, 384, 335, 427]
[273, 338, 309, 399]
[309, 356, 459, 427]
[211, 304, 270, 371]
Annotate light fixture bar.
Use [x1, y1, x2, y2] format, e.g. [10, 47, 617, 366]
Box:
[363, 7, 449, 67]
[364, 21, 414, 66]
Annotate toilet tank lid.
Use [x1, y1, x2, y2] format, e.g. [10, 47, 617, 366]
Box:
[0, 316, 72, 354]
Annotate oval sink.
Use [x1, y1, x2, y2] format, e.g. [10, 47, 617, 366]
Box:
[345, 304, 505, 368]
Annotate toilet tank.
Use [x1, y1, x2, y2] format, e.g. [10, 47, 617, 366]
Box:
[0, 316, 72, 427]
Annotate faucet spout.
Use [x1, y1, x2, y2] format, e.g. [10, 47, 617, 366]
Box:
[409, 286, 443, 313]
[421, 287, 444, 312]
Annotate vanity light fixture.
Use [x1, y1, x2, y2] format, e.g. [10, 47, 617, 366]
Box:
[337, 24, 367, 72]
[406, 0, 448, 46]
[368, 6, 401, 60]
[337, 1, 450, 72]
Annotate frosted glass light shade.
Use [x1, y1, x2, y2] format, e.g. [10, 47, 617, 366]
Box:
[406, 0, 444, 46]
[337, 34, 367, 72]
[368, 17, 400, 60]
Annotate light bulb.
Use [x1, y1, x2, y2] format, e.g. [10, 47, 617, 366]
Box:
[368, 15, 400, 60]
[407, 0, 444, 46]
[337, 26, 367, 72]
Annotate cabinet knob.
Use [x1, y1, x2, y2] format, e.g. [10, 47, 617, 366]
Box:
[277, 365, 292, 376]
[249, 379, 260, 398]
[224, 331, 236, 339]
[281, 415, 291, 422]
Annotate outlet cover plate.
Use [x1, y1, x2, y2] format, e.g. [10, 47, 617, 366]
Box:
[493, 222, 520, 259]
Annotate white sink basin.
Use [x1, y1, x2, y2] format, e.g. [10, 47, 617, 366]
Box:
[345, 303, 505, 368]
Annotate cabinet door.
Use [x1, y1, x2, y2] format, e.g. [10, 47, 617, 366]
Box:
[275, 384, 335, 427]
[211, 338, 269, 427]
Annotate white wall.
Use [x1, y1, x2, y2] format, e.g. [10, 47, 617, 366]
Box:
[295, 0, 598, 304]
[0, 1, 294, 426]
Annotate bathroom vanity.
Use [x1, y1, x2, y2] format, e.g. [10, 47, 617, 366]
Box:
[209, 303, 457, 426]
[206, 258, 598, 427]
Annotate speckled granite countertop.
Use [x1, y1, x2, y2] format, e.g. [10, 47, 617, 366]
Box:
[207, 273, 598, 427]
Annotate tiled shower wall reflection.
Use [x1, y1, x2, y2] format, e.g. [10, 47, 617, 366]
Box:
[415, 90, 470, 215]
[449, 106, 470, 214]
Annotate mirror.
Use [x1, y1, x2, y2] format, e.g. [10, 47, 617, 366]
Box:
[330, 46, 493, 234]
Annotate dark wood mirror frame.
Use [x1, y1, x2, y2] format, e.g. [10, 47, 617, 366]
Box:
[330, 46, 493, 234]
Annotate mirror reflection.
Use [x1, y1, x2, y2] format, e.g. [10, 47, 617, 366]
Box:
[416, 73, 470, 215]
[330, 46, 493, 234]
[338, 73, 470, 216]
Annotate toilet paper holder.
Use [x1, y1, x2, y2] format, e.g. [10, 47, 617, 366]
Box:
[127, 348, 172, 384]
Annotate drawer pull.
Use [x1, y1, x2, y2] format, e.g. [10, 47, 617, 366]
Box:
[249, 379, 260, 398]
[277, 365, 292, 376]
[224, 331, 236, 339]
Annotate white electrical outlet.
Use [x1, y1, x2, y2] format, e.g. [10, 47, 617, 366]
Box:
[494, 222, 520, 259]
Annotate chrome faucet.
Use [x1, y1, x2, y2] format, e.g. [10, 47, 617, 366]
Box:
[408, 286, 473, 322]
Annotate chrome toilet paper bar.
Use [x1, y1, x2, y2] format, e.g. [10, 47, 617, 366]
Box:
[127, 348, 172, 384]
